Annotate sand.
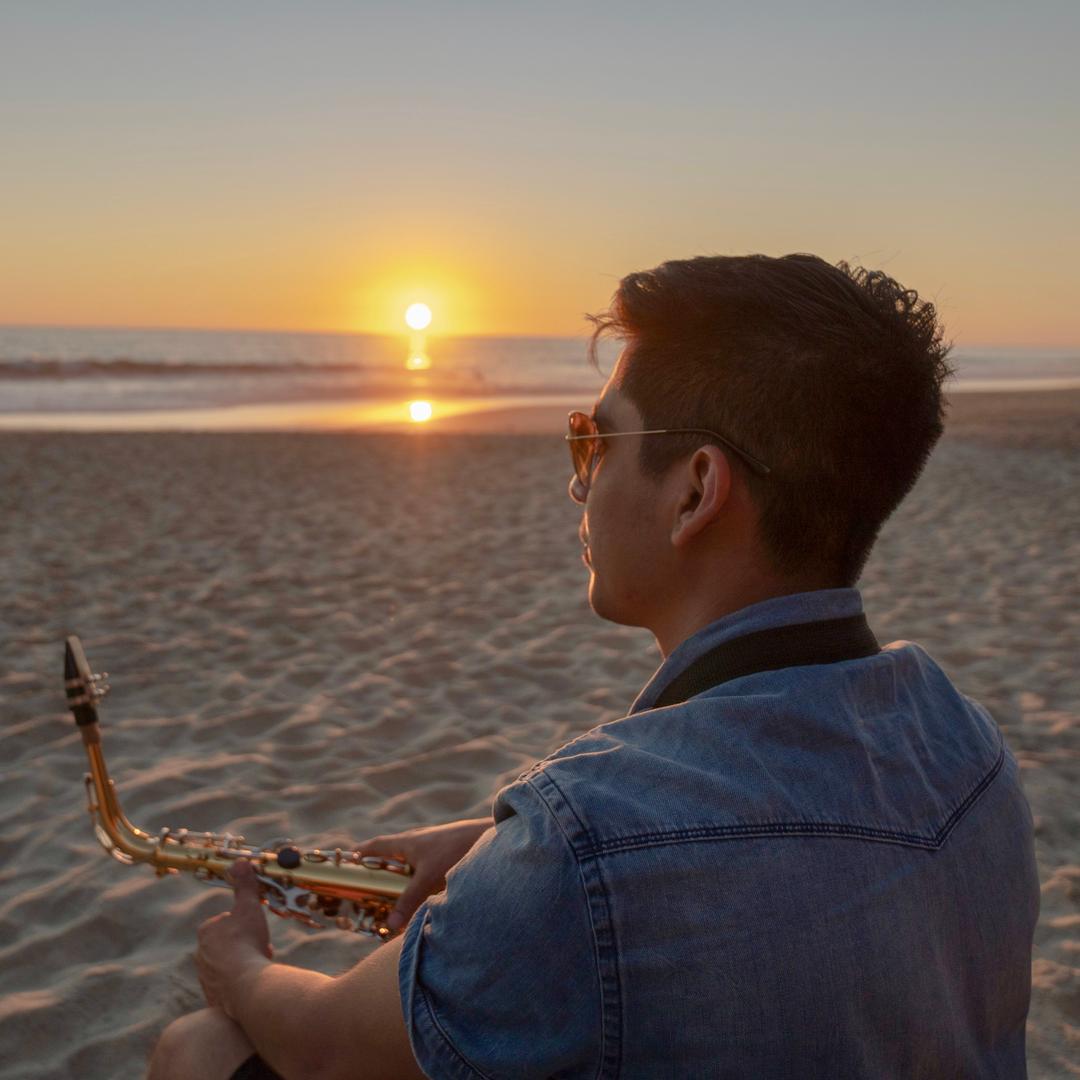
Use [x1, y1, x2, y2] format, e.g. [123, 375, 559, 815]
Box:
[0, 389, 1077, 1078]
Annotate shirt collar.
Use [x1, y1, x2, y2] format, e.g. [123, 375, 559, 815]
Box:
[629, 588, 866, 715]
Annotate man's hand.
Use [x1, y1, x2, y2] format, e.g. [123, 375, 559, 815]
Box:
[358, 817, 491, 933]
[195, 859, 273, 1017]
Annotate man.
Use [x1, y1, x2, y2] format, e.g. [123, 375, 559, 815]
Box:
[149, 254, 1039, 1079]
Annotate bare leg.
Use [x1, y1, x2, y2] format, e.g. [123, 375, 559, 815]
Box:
[146, 1007, 259, 1080]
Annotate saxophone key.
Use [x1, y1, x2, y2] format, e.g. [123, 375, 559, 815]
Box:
[275, 846, 302, 870]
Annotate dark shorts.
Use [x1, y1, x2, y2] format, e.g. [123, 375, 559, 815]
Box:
[229, 1054, 283, 1080]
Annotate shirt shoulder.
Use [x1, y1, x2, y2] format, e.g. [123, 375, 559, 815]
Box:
[518, 642, 1005, 858]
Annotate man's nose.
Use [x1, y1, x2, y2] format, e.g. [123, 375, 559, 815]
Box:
[568, 473, 588, 505]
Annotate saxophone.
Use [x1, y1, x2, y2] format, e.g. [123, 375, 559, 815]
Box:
[64, 634, 412, 939]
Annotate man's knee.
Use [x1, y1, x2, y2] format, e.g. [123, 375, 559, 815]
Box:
[147, 1006, 255, 1080]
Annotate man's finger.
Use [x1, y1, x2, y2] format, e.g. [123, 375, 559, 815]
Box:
[386, 875, 436, 932]
[354, 834, 387, 851]
[227, 859, 264, 913]
[356, 835, 410, 858]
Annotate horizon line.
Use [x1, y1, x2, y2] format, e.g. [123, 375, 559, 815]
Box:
[0, 320, 597, 343]
[0, 321, 1077, 354]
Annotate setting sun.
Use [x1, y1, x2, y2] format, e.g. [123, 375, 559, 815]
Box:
[405, 303, 433, 331]
[408, 400, 433, 422]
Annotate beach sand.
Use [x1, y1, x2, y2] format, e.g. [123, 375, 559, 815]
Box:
[0, 389, 1077, 1078]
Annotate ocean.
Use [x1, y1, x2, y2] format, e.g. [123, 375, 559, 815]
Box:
[0, 326, 1078, 430]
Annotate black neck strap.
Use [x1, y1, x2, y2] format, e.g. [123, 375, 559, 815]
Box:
[652, 613, 881, 709]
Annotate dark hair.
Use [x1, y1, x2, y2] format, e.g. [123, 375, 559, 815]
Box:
[586, 253, 954, 586]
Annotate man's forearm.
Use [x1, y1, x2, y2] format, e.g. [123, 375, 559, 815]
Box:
[228, 956, 337, 1078]
[223, 937, 419, 1080]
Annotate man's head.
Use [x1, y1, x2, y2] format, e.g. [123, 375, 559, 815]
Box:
[572, 253, 953, 644]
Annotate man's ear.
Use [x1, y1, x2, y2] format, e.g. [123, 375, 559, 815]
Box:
[670, 446, 732, 548]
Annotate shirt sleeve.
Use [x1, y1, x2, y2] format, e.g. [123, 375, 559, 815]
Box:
[398, 777, 601, 1080]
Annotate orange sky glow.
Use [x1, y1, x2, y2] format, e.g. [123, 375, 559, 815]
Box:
[1, 5, 1077, 348]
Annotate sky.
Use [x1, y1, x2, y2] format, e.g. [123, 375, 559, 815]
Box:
[1, 1, 1077, 343]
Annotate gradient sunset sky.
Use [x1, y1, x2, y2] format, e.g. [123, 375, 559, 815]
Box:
[2, 2, 1077, 344]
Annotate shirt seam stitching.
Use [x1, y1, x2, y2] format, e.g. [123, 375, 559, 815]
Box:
[401, 911, 494, 1080]
[411, 930, 493, 1079]
[578, 740, 1006, 859]
[526, 772, 617, 1080]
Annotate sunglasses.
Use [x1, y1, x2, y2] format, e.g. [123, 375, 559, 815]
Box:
[565, 410, 772, 490]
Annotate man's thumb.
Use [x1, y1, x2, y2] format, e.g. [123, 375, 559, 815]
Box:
[386, 878, 429, 932]
[229, 859, 263, 911]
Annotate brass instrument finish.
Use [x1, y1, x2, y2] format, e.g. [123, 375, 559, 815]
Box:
[65, 635, 411, 939]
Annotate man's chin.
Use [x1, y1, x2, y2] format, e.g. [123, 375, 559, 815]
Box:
[587, 577, 638, 628]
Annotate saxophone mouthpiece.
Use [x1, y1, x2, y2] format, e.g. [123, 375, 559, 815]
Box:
[65, 635, 109, 727]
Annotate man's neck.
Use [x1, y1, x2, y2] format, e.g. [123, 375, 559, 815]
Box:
[651, 576, 834, 659]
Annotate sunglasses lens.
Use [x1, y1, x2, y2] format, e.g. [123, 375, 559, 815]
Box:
[568, 412, 596, 485]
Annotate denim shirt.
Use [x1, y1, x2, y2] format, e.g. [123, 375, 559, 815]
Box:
[399, 589, 1039, 1079]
